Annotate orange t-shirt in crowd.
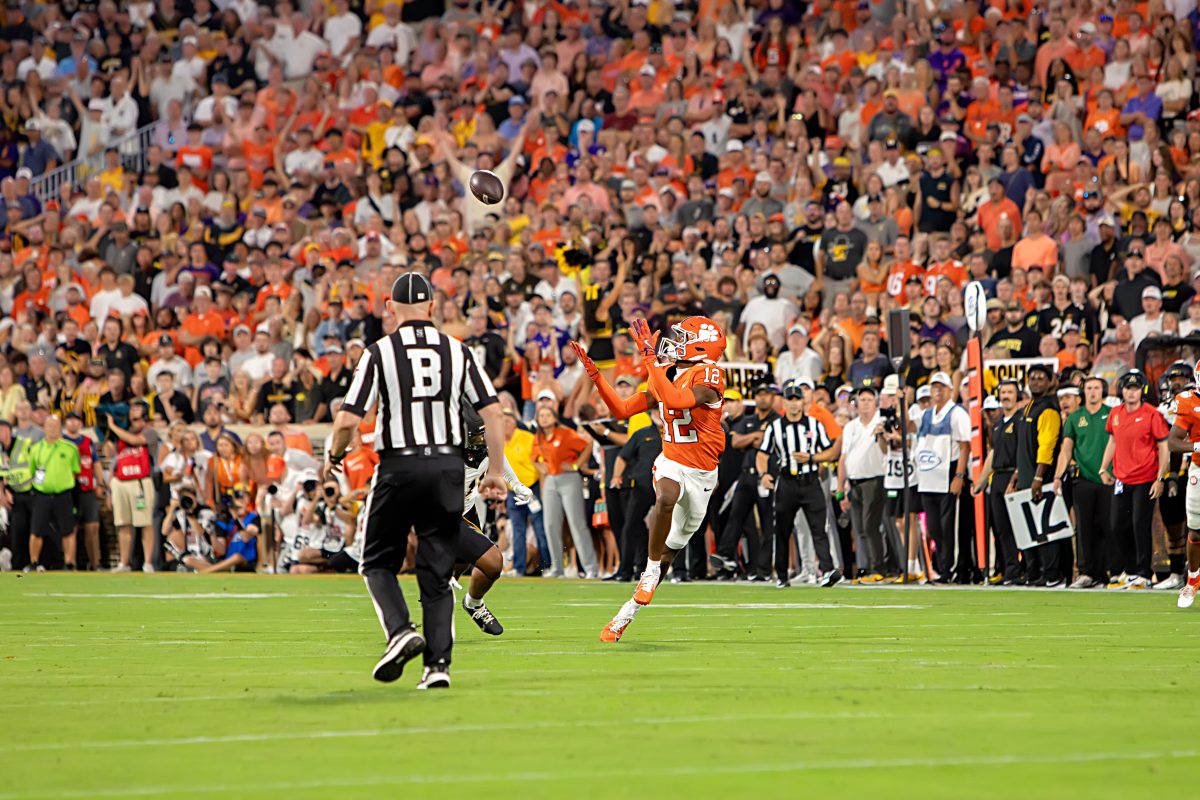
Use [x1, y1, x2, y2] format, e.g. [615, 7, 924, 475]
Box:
[343, 446, 379, 492]
[12, 285, 51, 318]
[927, 259, 968, 291]
[182, 309, 227, 341]
[977, 198, 1021, 251]
[886, 260, 926, 298]
[1012, 235, 1059, 273]
[283, 429, 314, 455]
[255, 282, 293, 312]
[531, 425, 590, 476]
[652, 363, 726, 472]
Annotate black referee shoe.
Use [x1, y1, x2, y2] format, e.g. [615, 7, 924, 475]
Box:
[372, 628, 426, 683]
[462, 596, 504, 635]
[417, 661, 451, 690]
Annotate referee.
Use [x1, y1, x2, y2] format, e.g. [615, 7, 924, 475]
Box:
[756, 380, 843, 588]
[327, 272, 507, 691]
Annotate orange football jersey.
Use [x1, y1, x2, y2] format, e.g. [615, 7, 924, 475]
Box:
[653, 364, 726, 472]
[1170, 390, 1200, 466]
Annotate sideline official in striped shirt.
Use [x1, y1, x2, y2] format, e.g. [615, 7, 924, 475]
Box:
[756, 380, 843, 588]
[327, 272, 508, 691]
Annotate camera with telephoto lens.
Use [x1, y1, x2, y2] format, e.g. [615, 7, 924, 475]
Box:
[880, 406, 900, 433]
[266, 484, 279, 496]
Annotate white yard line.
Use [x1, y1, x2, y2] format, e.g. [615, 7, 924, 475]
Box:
[3, 748, 1196, 799]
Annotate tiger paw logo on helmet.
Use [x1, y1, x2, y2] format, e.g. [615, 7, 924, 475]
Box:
[658, 316, 727, 364]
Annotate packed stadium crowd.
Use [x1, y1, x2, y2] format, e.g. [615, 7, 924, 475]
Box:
[0, 0, 1197, 590]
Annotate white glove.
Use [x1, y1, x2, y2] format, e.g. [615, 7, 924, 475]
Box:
[513, 483, 533, 506]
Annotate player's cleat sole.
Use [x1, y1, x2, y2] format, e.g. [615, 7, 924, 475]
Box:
[372, 629, 426, 683]
[462, 598, 503, 635]
[417, 663, 450, 690]
[633, 570, 660, 605]
[1179, 584, 1197, 608]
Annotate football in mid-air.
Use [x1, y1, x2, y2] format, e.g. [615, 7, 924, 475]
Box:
[469, 169, 505, 205]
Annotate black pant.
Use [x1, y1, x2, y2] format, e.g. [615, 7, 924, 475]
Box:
[1112, 481, 1154, 579]
[1072, 478, 1113, 580]
[848, 477, 885, 573]
[988, 473, 1021, 579]
[719, 479, 773, 577]
[619, 483, 653, 580]
[920, 490, 977, 580]
[775, 476, 831, 578]
[9, 490, 32, 570]
[607, 485, 627, 576]
[360, 454, 463, 667]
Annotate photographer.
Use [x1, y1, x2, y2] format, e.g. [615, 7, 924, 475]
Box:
[163, 486, 256, 573]
[285, 477, 356, 574]
[276, 470, 325, 573]
[105, 401, 160, 572]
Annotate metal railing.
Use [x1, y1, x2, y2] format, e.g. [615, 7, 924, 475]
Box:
[31, 121, 159, 204]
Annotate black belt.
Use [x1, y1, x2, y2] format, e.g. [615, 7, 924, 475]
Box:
[849, 476, 883, 486]
[782, 472, 820, 484]
[379, 446, 462, 460]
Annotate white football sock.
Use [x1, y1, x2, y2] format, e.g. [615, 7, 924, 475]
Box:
[644, 559, 661, 576]
[464, 594, 482, 609]
[614, 598, 642, 625]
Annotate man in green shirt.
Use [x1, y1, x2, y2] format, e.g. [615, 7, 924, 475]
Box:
[1055, 376, 1114, 589]
[27, 416, 81, 572]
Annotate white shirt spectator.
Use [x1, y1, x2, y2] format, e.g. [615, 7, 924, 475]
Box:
[89, 287, 122, 321]
[283, 146, 326, 178]
[841, 411, 885, 479]
[365, 21, 417, 64]
[18, 53, 57, 82]
[324, 11, 363, 60]
[109, 291, 151, 319]
[148, 355, 194, 388]
[69, 196, 106, 224]
[241, 352, 275, 383]
[1129, 312, 1164, 346]
[35, 114, 76, 161]
[193, 94, 238, 126]
[739, 295, 798, 352]
[876, 158, 911, 188]
[277, 30, 329, 79]
[171, 56, 208, 93]
[775, 346, 824, 386]
[102, 94, 139, 138]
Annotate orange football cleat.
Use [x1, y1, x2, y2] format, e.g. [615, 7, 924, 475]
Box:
[633, 569, 660, 605]
[600, 618, 629, 642]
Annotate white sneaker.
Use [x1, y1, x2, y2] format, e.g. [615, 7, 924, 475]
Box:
[111, 563, 132, 573]
[142, 563, 156, 573]
[1179, 582, 1197, 609]
[1107, 572, 1129, 589]
[1124, 576, 1151, 590]
[1153, 573, 1184, 590]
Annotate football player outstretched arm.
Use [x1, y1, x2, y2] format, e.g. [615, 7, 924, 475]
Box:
[629, 318, 721, 410]
[569, 340, 652, 420]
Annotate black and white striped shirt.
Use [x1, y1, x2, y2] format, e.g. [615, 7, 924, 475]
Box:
[760, 415, 833, 478]
[342, 321, 497, 450]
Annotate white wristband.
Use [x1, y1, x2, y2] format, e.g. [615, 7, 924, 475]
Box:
[1192, 442, 1200, 453]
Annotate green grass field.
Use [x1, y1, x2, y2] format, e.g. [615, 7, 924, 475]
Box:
[4, 574, 1200, 799]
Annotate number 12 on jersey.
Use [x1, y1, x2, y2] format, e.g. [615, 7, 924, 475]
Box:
[659, 403, 698, 443]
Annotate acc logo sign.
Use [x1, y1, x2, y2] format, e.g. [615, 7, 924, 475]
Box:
[916, 450, 943, 471]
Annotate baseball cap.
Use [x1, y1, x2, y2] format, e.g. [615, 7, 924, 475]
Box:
[787, 325, 809, 337]
[782, 381, 804, 400]
[391, 272, 433, 304]
[1098, 214, 1116, 227]
[755, 171, 771, 183]
[14, 167, 32, 180]
[1143, 286, 1163, 300]
[754, 380, 781, 395]
[882, 375, 900, 396]
[194, 286, 213, 299]
[928, 371, 953, 387]
[797, 377, 815, 390]
[982, 395, 1001, 410]
[535, 389, 557, 402]
[233, 324, 251, 336]
[986, 298, 1003, 311]
[615, 374, 639, 387]
[346, 338, 366, 350]
[725, 139, 744, 152]
[158, 334, 174, 347]
[916, 385, 932, 400]
[1057, 386, 1081, 398]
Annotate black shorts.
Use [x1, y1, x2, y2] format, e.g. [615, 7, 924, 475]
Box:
[360, 455, 464, 573]
[32, 491, 76, 540]
[456, 518, 494, 566]
[73, 489, 100, 524]
[885, 487, 921, 518]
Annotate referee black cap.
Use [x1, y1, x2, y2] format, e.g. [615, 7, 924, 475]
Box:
[391, 272, 433, 304]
